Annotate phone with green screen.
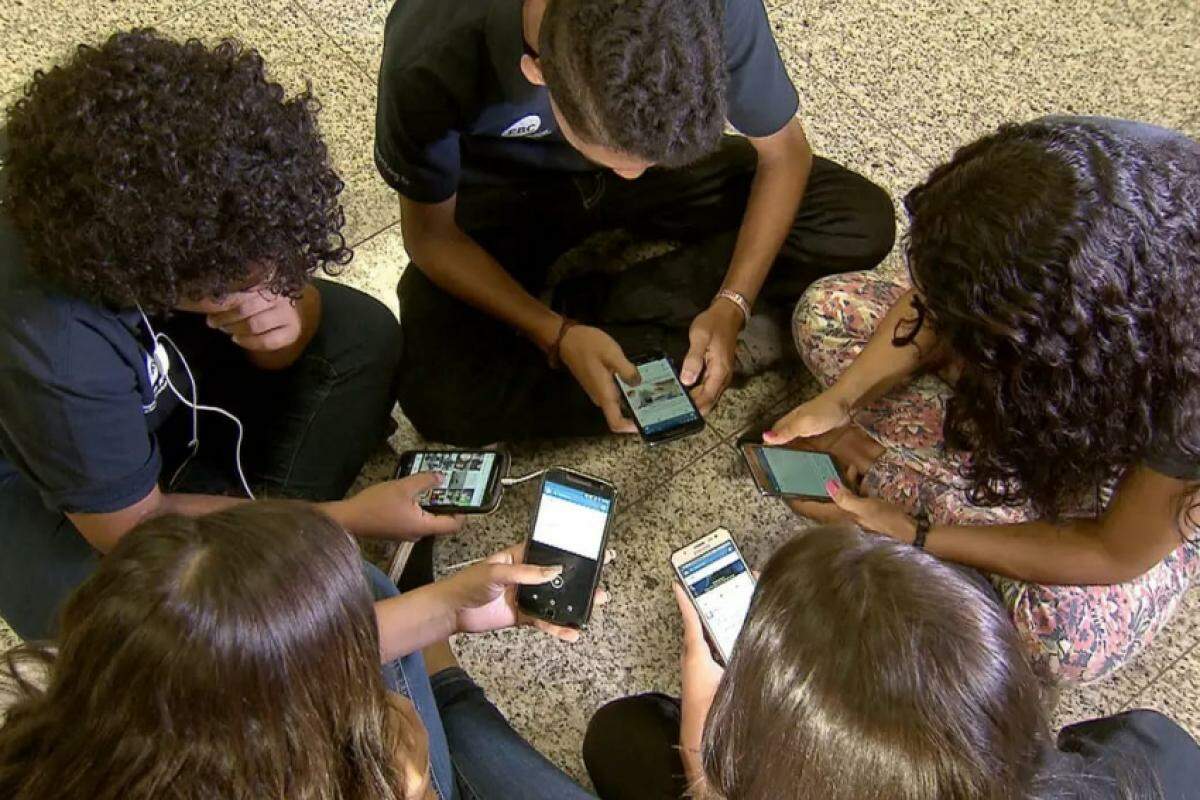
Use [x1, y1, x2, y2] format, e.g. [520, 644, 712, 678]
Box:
[740, 444, 844, 501]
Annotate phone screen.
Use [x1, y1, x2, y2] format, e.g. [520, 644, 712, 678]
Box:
[617, 357, 700, 436]
[410, 451, 498, 508]
[756, 448, 840, 496]
[530, 477, 611, 560]
[520, 473, 614, 626]
[678, 537, 755, 661]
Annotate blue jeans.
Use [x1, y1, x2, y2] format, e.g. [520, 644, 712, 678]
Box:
[364, 564, 595, 800]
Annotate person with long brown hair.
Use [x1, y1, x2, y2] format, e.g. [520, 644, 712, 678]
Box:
[0, 502, 599, 800]
[584, 524, 1200, 799]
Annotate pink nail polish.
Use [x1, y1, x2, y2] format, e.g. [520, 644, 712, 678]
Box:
[825, 479, 839, 495]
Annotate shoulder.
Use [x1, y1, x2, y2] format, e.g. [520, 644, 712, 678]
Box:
[1056, 710, 1200, 799]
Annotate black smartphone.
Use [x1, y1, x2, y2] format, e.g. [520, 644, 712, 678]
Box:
[670, 527, 756, 665]
[517, 468, 616, 628]
[395, 449, 510, 514]
[741, 443, 845, 501]
[615, 353, 705, 446]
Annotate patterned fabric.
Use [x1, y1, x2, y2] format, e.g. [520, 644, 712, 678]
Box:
[792, 270, 1200, 685]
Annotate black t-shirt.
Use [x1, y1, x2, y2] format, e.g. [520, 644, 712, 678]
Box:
[0, 158, 176, 514]
[374, 0, 799, 203]
[1046, 709, 1200, 799]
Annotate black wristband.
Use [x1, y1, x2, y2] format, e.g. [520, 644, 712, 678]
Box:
[912, 509, 931, 549]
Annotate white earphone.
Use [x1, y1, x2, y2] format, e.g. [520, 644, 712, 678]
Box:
[137, 305, 256, 500]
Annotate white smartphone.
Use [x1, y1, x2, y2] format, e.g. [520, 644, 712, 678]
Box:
[670, 527, 756, 665]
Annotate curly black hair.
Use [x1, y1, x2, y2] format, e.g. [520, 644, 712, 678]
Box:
[538, 0, 727, 167]
[3, 29, 350, 312]
[903, 120, 1200, 519]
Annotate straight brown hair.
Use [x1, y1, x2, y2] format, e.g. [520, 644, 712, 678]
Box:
[0, 502, 415, 800]
[702, 524, 1049, 800]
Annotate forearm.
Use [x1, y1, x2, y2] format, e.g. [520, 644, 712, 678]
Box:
[70, 489, 244, 554]
[926, 517, 1149, 585]
[722, 133, 812, 304]
[408, 222, 562, 351]
[375, 584, 458, 663]
[828, 289, 941, 409]
[244, 284, 322, 370]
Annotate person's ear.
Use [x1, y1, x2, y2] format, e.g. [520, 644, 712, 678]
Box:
[520, 53, 545, 86]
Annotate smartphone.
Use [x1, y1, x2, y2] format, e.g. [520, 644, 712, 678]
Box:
[616, 353, 705, 446]
[741, 443, 844, 500]
[517, 468, 616, 628]
[671, 527, 756, 665]
[395, 449, 509, 514]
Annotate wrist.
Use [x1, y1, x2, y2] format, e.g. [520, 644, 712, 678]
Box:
[319, 498, 356, 533]
[527, 308, 565, 354]
[709, 295, 747, 332]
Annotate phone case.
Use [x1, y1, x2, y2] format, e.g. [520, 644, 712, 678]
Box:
[517, 467, 616, 628]
[671, 528, 754, 666]
[739, 444, 843, 502]
[395, 450, 509, 515]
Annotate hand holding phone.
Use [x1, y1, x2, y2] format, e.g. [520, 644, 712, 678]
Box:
[517, 468, 616, 628]
[741, 444, 845, 501]
[396, 450, 509, 514]
[616, 353, 705, 446]
[442, 543, 599, 643]
[671, 528, 756, 665]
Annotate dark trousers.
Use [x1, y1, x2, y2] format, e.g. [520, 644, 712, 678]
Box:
[583, 693, 687, 800]
[0, 280, 401, 640]
[396, 136, 896, 445]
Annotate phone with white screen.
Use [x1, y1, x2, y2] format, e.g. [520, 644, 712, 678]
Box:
[517, 468, 616, 628]
[671, 528, 756, 665]
[741, 443, 845, 501]
[616, 353, 705, 445]
[396, 450, 509, 514]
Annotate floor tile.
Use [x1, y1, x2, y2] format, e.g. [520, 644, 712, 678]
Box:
[155, 0, 377, 179]
[506, 424, 728, 511]
[1129, 643, 1200, 739]
[449, 444, 808, 783]
[342, 168, 401, 247]
[328, 223, 406, 316]
[295, 0, 389, 79]
[0, 0, 205, 95]
[770, 0, 1199, 167]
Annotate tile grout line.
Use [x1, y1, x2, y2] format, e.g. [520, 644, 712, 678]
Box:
[287, 0, 379, 84]
[769, 19, 936, 170]
[1120, 638, 1200, 712]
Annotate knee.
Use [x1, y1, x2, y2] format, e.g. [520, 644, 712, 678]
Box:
[314, 279, 403, 371]
[791, 273, 867, 353]
[854, 180, 898, 267]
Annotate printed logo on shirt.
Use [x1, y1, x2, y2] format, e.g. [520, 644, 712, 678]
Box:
[142, 341, 171, 413]
[501, 115, 546, 138]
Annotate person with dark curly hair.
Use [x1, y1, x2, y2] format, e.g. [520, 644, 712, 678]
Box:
[0, 30, 460, 641]
[374, 0, 896, 445]
[765, 117, 1200, 683]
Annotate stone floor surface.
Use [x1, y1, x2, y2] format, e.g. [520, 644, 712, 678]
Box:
[1, 0, 1198, 784]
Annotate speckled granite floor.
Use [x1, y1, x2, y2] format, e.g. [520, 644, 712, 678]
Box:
[2, 0, 1199, 783]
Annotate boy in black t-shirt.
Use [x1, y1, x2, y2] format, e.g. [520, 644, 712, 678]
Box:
[376, 0, 896, 445]
[0, 31, 461, 640]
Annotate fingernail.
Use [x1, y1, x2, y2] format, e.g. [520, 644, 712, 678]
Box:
[825, 480, 839, 495]
[544, 565, 563, 576]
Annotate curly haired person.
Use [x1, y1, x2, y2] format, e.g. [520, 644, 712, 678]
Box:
[768, 117, 1200, 684]
[375, 0, 896, 444]
[0, 30, 459, 641]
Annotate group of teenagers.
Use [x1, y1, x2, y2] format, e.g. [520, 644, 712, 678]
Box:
[1, 0, 1199, 797]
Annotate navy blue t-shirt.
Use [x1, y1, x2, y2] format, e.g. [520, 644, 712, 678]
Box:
[0, 203, 175, 515]
[374, 0, 800, 203]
